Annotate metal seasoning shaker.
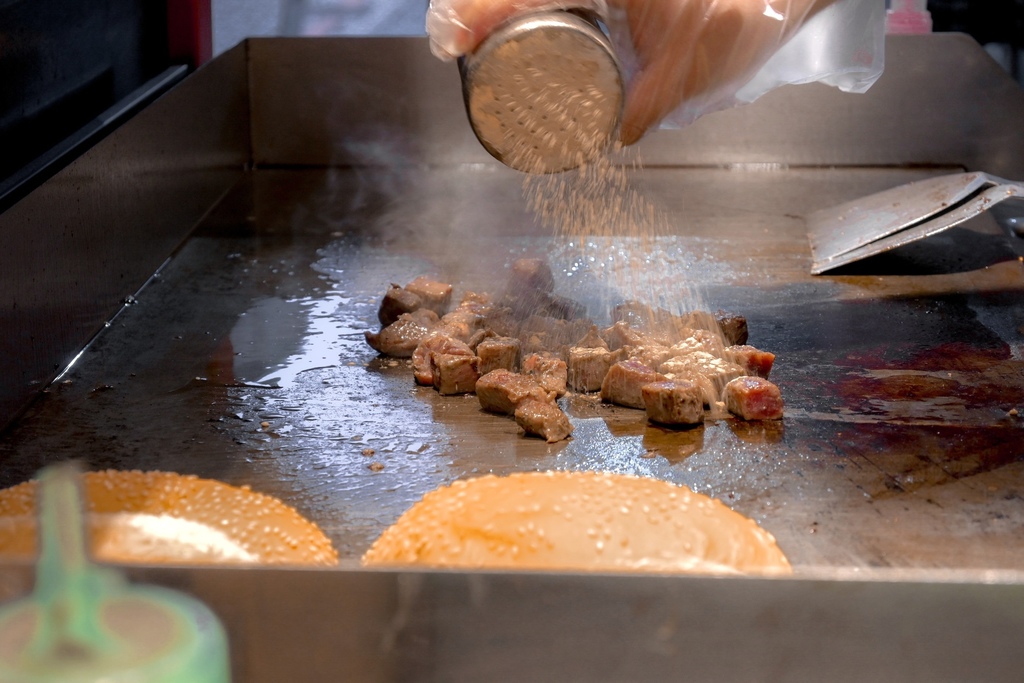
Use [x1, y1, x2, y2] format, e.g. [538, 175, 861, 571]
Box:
[459, 10, 624, 174]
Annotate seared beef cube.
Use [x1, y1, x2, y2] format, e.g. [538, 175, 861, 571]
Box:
[659, 351, 745, 406]
[412, 333, 473, 385]
[600, 359, 666, 409]
[507, 257, 555, 293]
[431, 353, 480, 395]
[642, 380, 704, 426]
[715, 311, 748, 346]
[567, 347, 615, 392]
[624, 344, 672, 371]
[516, 316, 594, 356]
[574, 324, 608, 350]
[601, 321, 666, 351]
[365, 313, 435, 358]
[542, 294, 587, 320]
[378, 284, 423, 327]
[476, 370, 553, 415]
[438, 292, 491, 341]
[501, 289, 553, 320]
[523, 353, 568, 397]
[477, 336, 522, 375]
[405, 276, 453, 316]
[611, 301, 658, 329]
[724, 376, 784, 420]
[515, 399, 573, 443]
[724, 345, 775, 379]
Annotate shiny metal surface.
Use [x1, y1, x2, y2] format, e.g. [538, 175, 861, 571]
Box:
[460, 11, 623, 173]
[0, 45, 250, 430]
[0, 34, 1023, 681]
[808, 172, 1024, 273]
[4, 562, 1024, 682]
[243, 35, 1024, 178]
[1, 166, 1021, 569]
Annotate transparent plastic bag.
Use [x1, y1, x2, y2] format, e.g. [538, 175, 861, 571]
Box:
[427, 0, 886, 140]
[681, 0, 887, 126]
[426, 0, 608, 60]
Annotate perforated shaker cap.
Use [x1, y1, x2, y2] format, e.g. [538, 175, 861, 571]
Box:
[460, 11, 623, 174]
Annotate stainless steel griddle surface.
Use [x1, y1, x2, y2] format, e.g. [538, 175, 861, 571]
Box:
[1, 164, 1021, 569]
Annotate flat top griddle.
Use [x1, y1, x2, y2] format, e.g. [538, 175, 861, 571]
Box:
[2, 35, 1024, 682]
[2, 163, 1020, 569]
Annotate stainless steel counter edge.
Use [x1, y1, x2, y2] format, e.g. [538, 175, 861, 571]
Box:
[4, 562, 1024, 682]
[0, 44, 251, 430]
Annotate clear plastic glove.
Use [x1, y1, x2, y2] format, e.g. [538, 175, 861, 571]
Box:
[426, 0, 884, 145]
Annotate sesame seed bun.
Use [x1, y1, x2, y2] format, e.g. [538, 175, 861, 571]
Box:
[363, 471, 789, 574]
[0, 470, 337, 566]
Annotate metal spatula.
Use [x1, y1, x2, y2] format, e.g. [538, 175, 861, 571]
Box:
[807, 172, 1024, 274]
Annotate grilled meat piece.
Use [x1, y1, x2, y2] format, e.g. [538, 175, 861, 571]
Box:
[477, 336, 522, 375]
[523, 353, 568, 397]
[412, 333, 473, 386]
[642, 380, 704, 426]
[568, 347, 617, 393]
[405, 276, 453, 316]
[378, 284, 423, 327]
[518, 316, 594, 355]
[437, 292, 491, 342]
[476, 370, 554, 415]
[600, 359, 666, 409]
[601, 321, 667, 351]
[624, 344, 673, 371]
[515, 399, 573, 443]
[659, 351, 745, 406]
[432, 353, 480, 395]
[724, 376, 784, 420]
[723, 345, 775, 379]
[715, 311, 748, 346]
[574, 324, 608, 350]
[507, 257, 555, 293]
[365, 311, 438, 358]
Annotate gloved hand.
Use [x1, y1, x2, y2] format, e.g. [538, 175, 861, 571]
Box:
[427, 0, 837, 145]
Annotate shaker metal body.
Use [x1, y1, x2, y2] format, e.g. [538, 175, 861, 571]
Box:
[459, 10, 624, 174]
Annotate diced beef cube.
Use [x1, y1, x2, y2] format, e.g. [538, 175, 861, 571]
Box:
[405, 276, 453, 316]
[412, 333, 473, 385]
[724, 376, 784, 420]
[642, 380, 704, 426]
[431, 353, 480, 395]
[501, 291, 587, 322]
[715, 311, 749, 346]
[523, 353, 568, 397]
[378, 284, 423, 327]
[507, 257, 555, 293]
[624, 344, 673, 371]
[574, 324, 608, 350]
[601, 321, 666, 351]
[724, 345, 775, 379]
[567, 347, 616, 393]
[600, 359, 666, 409]
[477, 336, 522, 375]
[476, 370, 554, 415]
[437, 292, 491, 341]
[541, 294, 587, 320]
[659, 351, 745, 406]
[515, 399, 573, 443]
[365, 312, 436, 358]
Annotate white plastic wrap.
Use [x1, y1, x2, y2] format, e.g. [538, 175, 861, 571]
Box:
[426, 0, 608, 60]
[674, 0, 886, 126]
[426, 0, 886, 142]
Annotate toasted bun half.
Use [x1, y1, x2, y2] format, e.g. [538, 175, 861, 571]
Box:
[0, 470, 337, 566]
[363, 471, 789, 574]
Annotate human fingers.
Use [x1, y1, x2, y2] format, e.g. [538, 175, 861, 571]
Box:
[427, 0, 607, 59]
